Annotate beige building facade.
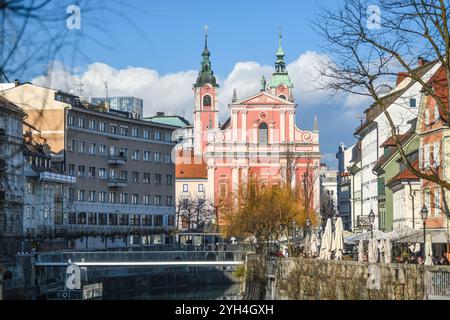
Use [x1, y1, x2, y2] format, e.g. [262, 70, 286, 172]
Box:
[1, 83, 178, 248]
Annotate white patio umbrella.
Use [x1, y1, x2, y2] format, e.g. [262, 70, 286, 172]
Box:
[358, 239, 364, 262]
[414, 243, 421, 254]
[332, 217, 344, 260]
[384, 238, 392, 263]
[319, 218, 333, 260]
[425, 233, 433, 266]
[309, 232, 318, 256]
[378, 239, 385, 262]
[368, 239, 378, 263]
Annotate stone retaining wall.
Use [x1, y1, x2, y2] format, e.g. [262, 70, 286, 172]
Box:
[244, 256, 450, 300]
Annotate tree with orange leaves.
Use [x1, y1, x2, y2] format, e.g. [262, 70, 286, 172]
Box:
[221, 177, 317, 256]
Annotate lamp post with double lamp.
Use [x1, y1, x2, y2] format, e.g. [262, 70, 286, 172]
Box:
[369, 209, 375, 240]
[420, 205, 428, 257]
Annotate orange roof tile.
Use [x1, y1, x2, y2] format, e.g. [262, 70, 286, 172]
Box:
[387, 160, 419, 185]
[175, 149, 207, 179]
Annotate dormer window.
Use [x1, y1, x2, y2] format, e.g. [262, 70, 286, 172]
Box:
[203, 95, 212, 107]
[279, 95, 287, 100]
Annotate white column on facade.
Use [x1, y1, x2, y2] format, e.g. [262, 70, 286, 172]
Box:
[207, 166, 215, 204]
[280, 111, 286, 142]
[241, 111, 247, 143]
[289, 110, 294, 142]
[269, 122, 275, 144]
[232, 110, 238, 142]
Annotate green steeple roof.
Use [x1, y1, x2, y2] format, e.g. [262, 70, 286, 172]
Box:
[269, 30, 293, 88]
[194, 27, 219, 88]
[276, 31, 285, 58]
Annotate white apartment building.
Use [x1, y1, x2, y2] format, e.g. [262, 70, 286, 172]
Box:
[352, 59, 440, 232]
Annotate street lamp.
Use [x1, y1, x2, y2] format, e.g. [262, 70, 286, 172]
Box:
[421, 205, 429, 257]
[305, 217, 311, 238]
[306, 217, 311, 228]
[369, 209, 375, 240]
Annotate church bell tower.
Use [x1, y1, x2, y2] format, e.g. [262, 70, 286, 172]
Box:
[193, 26, 219, 156]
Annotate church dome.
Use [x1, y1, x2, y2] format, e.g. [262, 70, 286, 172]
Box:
[195, 72, 217, 87]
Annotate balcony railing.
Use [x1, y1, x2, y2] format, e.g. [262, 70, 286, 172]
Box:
[0, 191, 23, 203]
[22, 224, 173, 239]
[0, 128, 6, 141]
[108, 178, 127, 187]
[108, 154, 127, 165]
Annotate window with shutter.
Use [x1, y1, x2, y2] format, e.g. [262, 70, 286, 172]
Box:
[433, 142, 440, 167]
[434, 189, 441, 216]
[419, 146, 423, 169]
[424, 144, 430, 168]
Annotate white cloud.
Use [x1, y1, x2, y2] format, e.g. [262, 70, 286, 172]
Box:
[33, 62, 198, 119]
[287, 51, 337, 106]
[32, 51, 369, 124]
[217, 61, 273, 120]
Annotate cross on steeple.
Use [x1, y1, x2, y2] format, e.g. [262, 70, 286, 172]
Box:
[204, 25, 209, 50]
[195, 25, 218, 87]
[278, 26, 282, 47]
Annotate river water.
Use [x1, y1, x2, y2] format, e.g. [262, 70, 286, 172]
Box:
[106, 283, 242, 300]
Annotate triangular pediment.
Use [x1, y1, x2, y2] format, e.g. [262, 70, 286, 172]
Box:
[234, 91, 294, 106]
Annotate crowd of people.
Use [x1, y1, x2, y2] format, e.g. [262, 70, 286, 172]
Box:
[394, 253, 449, 265]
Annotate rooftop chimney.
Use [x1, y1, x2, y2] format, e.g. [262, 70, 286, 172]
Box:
[24, 131, 33, 144]
[156, 112, 165, 117]
[14, 79, 20, 87]
[418, 57, 427, 67]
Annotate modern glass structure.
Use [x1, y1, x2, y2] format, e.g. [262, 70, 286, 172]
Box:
[91, 96, 143, 119]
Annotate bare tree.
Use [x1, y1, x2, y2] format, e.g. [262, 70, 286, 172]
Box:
[314, 0, 450, 217]
[176, 195, 215, 232]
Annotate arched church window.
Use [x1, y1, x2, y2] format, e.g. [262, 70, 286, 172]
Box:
[279, 95, 287, 100]
[203, 95, 212, 107]
[259, 122, 268, 144]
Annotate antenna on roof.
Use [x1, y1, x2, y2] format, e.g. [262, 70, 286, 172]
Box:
[104, 80, 109, 112]
[74, 80, 84, 98]
[355, 113, 364, 124]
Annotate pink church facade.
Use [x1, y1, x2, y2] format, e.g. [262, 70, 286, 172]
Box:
[181, 32, 321, 214]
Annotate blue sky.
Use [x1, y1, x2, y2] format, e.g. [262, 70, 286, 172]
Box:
[77, 0, 335, 74]
[28, 0, 369, 168]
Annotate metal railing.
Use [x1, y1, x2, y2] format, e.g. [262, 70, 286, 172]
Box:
[3, 278, 25, 290]
[425, 267, 450, 299]
[107, 154, 127, 165]
[108, 178, 127, 187]
[36, 250, 248, 264]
